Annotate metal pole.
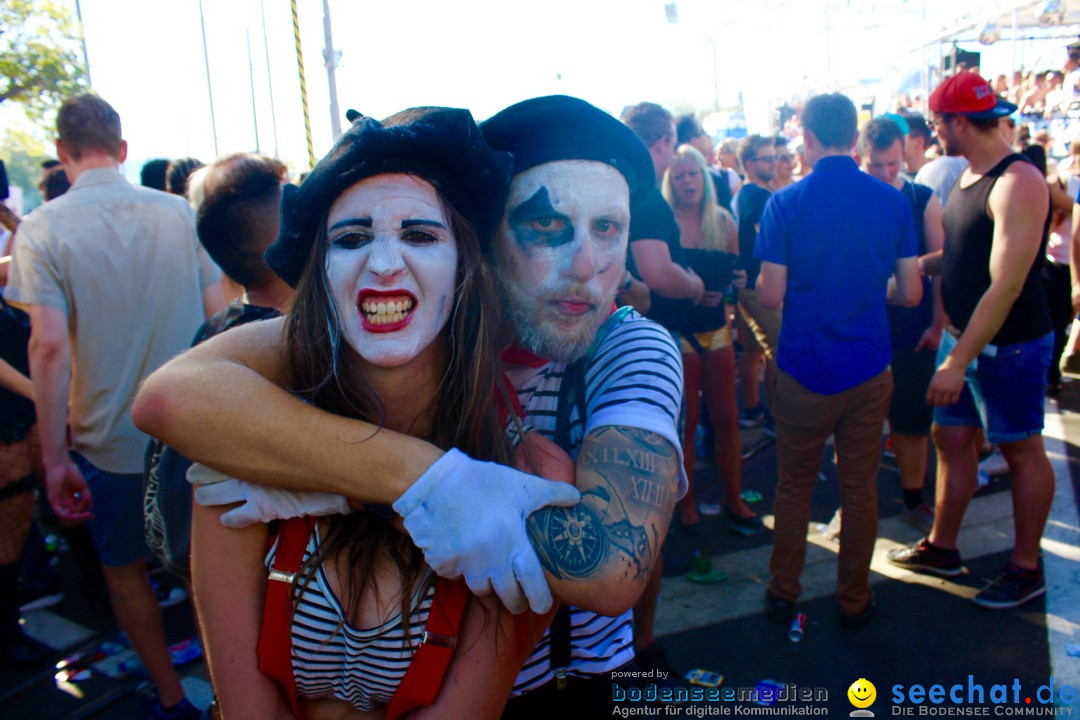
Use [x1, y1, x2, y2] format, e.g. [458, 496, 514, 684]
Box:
[74, 0, 92, 86]
[705, 37, 719, 112]
[1012, 7, 1020, 80]
[261, 0, 280, 158]
[825, 0, 832, 83]
[323, 0, 342, 140]
[198, 0, 219, 156]
[291, 0, 316, 169]
[247, 29, 260, 152]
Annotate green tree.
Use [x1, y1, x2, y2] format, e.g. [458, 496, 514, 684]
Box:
[1, 0, 87, 125]
[1, 127, 52, 212]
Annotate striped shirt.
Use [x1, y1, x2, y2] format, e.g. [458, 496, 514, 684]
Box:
[266, 526, 436, 710]
[506, 310, 686, 695]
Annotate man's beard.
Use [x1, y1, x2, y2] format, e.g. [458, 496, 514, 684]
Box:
[498, 275, 609, 363]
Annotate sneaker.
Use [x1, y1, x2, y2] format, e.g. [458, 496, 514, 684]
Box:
[972, 563, 1046, 609]
[697, 502, 721, 516]
[978, 448, 1009, 478]
[18, 579, 65, 612]
[764, 589, 796, 624]
[138, 697, 203, 720]
[739, 406, 766, 428]
[901, 503, 935, 535]
[886, 537, 963, 577]
[153, 582, 188, 610]
[975, 469, 992, 493]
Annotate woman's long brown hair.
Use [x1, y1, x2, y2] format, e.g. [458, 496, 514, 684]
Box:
[282, 182, 514, 633]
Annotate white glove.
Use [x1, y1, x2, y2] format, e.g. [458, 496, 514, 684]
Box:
[393, 448, 581, 615]
[189, 464, 350, 529]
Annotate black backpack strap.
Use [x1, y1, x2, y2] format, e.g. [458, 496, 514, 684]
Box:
[548, 307, 632, 687]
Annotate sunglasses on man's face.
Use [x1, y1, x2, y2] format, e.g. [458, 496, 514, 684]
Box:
[776, 154, 793, 162]
[751, 155, 777, 163]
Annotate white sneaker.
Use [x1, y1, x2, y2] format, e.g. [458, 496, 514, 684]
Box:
[153, 583, 188, 609]
[697, 502, 722, 516]
[978, 448, 1009, 478]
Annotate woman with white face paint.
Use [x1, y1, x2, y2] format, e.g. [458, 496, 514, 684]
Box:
[662, 144, 760, 531]
[190, 108, 572, 720]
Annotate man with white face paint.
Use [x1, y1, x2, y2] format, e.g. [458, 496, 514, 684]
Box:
[134, 97, 686, 714]
[480, 96, 686, 715]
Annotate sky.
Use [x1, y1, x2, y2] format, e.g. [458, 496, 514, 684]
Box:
[11, 0, 1080, 180]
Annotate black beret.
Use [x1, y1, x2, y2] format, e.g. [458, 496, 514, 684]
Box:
[266, 106, 512, 287]
[480, 95, 655, 206]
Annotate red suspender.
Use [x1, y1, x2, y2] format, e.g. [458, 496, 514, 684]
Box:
[255, 516, 470, 720]
[386, 577, 470, 719]
[256, 516, 313, 719]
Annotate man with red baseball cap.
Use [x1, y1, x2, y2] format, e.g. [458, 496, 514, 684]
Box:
[887, 73, 1055, 610]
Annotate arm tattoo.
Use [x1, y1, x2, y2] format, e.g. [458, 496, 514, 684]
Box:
[527, 426, 678, 582]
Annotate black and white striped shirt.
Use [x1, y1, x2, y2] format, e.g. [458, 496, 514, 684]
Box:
[266, 527, 436, 710]
[506, 310, 686, 695]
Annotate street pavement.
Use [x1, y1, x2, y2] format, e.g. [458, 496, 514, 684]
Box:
[2, 382, 1079, 719]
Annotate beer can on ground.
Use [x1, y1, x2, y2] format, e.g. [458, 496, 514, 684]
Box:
[788, 612, 807, 642]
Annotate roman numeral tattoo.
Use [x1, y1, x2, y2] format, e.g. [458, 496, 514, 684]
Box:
[527, 426, 678, 583]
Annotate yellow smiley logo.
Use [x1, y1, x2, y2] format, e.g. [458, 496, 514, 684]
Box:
[848, 678, 877, 708]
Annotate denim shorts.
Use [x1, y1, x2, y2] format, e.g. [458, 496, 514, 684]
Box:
[932, 330, 1052, 445]
[71, 451, 151, 567]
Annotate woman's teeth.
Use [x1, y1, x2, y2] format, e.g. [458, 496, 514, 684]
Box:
[361, 297, 414, 325]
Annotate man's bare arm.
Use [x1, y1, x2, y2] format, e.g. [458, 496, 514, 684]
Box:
[527, 426, 678, 617]
[629, 240, 705, 303]
[887, 256, 923, 307]
[132, 316, 440, 504]
[927, 162, 1049, 406]
[24, 304, 93, 520]
[756, 260, 787, 309]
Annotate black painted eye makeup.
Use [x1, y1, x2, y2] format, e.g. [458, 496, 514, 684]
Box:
[508, 187, 575, 249]
[329, 231, 372, 249]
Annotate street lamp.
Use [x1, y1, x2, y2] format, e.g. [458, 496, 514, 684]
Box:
[664, 2, 718, 112]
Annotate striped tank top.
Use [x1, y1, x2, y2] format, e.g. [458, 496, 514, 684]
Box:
[266, 526, 436, 711]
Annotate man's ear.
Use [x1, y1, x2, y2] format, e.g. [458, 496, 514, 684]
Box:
[117, 140, 128, 164]
[56, 138, 70, 165]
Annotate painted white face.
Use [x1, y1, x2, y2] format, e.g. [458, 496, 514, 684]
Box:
[495, 160, 630, 362]
[865, 138, 904, 187]
[670, 156, 705, 208]
[325, 174, 458, 371]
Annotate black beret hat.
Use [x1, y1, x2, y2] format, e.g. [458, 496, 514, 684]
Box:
[480, 95, 655, 206]
[266, 106, 512, 287]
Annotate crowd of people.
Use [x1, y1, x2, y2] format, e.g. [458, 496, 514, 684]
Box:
[0, 60, 1070, 720]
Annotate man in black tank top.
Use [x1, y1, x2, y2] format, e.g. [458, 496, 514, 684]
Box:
[887, 73, 1055, 610]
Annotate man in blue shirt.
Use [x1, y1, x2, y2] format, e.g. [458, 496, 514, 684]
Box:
[754, 93, 923, 628]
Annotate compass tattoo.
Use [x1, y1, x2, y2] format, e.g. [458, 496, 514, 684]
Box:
[527, 426, 678, 582]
